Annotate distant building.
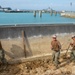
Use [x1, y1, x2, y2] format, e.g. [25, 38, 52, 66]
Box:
[0, 5, 12, 12]
[2, 7, 12, 11]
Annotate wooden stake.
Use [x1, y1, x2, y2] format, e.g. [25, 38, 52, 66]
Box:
[22, 30, 26, 57]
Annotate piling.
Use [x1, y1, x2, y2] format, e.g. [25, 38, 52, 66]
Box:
[50, 11, 53, 16]
[22, 30, 26, 57]
[39, 11, 42, 17]
[54, 11, 57, 16]
[33, 11, 36, 17]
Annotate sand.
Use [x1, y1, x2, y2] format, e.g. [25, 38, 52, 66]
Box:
[0, 57, 75, 75]
[0, 33, 74, 60]
[0, 33, 75, 75]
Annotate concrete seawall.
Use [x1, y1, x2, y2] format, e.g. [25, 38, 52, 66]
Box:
[0, 24, 75, 61]
[0, 24, 75, 39]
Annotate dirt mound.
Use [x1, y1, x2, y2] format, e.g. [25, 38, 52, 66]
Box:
[0, 57, 75, 75]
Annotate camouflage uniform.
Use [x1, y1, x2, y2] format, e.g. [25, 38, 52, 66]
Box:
[51, 40, 61, 67]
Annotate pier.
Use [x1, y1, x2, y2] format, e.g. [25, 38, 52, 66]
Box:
[0, 5, 59, 17]
[33, 10, 58, 17]
[33, 11, 36, 17]
[61, 11, 75, 18]
[3, 9, 58, 17]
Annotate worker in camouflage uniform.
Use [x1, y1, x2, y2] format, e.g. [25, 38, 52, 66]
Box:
[70, 35, 75, 63]
[51, 35, 61, 68]
[0, 41, 5, 65]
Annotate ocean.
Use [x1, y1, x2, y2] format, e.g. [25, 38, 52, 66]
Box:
[0, 12, 75, 25]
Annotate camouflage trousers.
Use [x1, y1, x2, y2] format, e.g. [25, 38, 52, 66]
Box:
[52, 50, 60, 67]
[70, 50, 75, 61]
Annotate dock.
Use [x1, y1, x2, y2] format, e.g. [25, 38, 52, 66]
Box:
[61, 12, 75, 18]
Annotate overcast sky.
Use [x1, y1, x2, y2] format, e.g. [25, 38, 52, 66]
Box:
[0, 0, 75, 11]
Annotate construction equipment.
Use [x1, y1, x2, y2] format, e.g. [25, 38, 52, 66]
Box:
[62, 44, 70, 59]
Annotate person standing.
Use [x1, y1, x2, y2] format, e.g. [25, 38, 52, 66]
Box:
[70, 35, 75, 63]
[0, 41, 5, 65]
[51, 35, 61, 68]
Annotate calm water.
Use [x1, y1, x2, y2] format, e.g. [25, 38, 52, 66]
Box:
[0, 12, 75, 25]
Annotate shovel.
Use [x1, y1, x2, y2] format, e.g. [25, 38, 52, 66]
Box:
[63, 44, 70, 59]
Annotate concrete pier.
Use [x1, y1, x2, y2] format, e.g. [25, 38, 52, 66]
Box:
[33, 11, 36, 17]
[39, 11, 42, 17]
[33, 10, 58, 17]
[61, 12, 75, 18]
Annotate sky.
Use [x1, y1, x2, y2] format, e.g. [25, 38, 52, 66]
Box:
[0, 0, 75, 11]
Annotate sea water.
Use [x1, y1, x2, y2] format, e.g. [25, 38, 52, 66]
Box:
[0, 12, 75, 25]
